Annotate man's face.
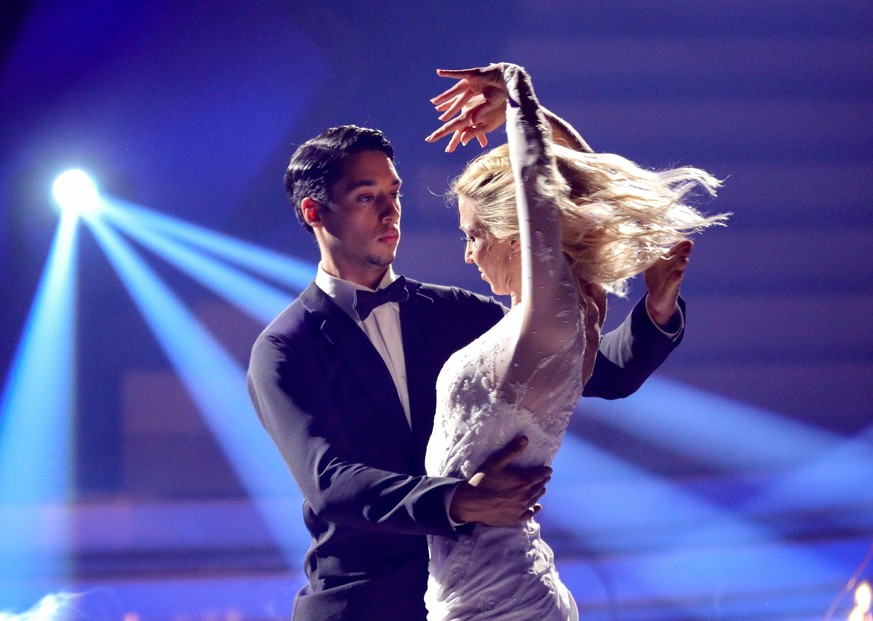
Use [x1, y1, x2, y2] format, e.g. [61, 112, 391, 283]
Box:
[316, 150, 402, 287]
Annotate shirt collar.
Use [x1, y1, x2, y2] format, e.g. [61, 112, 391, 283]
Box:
[315, 265, 398, 320]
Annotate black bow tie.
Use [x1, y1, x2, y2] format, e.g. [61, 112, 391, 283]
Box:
[353, 276, 409, 321]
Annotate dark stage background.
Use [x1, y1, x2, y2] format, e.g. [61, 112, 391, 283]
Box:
[1, 1, 871, 619]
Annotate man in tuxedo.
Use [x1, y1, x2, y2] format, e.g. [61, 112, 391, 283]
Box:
[247, 125, 688, 620]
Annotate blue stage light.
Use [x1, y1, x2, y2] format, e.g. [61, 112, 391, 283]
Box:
[549, 379, 873, 618]
[549, 433, 868, 617]
[579, 378, 873, 529]
[85, 217, 309, 565]
[100, 200, 294, 323]
[51, 170, 101, 219]
[853, 580, 872, 616]
[0, 207, 79, 609]
[101, 199, 312, 290]
[584, 377, 834, 470]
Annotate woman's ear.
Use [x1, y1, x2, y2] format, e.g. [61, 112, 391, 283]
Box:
[301, 197, 323, 227]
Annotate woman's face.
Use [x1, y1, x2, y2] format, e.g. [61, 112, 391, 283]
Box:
[458, 196, 519, 297]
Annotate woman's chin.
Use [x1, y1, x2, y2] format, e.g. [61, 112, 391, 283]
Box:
[480, 273, 505, 295]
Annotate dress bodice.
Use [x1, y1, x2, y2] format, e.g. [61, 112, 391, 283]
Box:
[424, 300, 589, 621]
[425, 303, 586, 481]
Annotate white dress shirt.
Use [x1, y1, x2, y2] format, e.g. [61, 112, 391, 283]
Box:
[315, 266, 411, 427]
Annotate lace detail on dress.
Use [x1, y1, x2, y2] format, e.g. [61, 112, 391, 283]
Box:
[424, 305, 586, 621]
[426, 306, 584, 480]
[424, 63, 597, 621]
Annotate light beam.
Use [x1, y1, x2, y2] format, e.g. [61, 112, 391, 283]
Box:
[0, 207, 79, 609]
[85, 216, 308, 565]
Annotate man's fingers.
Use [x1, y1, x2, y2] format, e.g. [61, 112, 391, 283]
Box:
[487, 435, 529, 469]
[481, 436, 551, 479]
[529, 481, 548, 504]
[646, 240, 693, 281]
[520, 503, 543, 521]
[668, 239, 694, 259]
[664, 242, 692, 274]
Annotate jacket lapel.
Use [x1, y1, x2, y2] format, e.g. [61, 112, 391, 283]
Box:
[299, 283, 411, 440]
[398, 281, 441, 460]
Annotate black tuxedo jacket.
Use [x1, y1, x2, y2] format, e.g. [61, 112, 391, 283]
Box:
[247, 278, 682, 621]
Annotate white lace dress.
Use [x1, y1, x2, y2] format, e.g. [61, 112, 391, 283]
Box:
[424, 64, 601, 621]
[424, 303, 586, 620]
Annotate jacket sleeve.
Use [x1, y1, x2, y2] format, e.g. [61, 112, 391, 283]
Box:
[583, 295, 686, 400]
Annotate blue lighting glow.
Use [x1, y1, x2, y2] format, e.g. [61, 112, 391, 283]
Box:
[548, 384, 873, 618]
[51, 170, 101, 219]
[581, 378, 873, 528]
[550, 433, 867, 616]
[3, 188, 867, 619]
[744, 427, 873, 527]
[0, 208, 79, 607]
[585, 377, 838, 470]
[100, 200, 293, 323]
[101, 199, 313, 290]
[85, 216, 309, 564]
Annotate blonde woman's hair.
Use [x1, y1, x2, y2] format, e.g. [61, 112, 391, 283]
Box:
[451, 143, 728, 297]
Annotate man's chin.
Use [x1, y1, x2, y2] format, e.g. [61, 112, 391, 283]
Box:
[368, 254, 396, 268]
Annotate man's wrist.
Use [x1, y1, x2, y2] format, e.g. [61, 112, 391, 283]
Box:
[645, 295, 684, 339]
[445, 482, 470, 527]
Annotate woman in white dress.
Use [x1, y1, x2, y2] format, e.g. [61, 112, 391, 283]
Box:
[422, 63, 728, 620]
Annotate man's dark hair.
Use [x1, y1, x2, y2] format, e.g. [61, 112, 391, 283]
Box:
[284, 125, 395, 233]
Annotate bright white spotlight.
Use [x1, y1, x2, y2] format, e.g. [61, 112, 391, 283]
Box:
[52, 169, 101, 218]
[856, 580, 872, 612]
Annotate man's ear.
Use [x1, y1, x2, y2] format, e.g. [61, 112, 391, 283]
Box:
[301, 197, 324, 228]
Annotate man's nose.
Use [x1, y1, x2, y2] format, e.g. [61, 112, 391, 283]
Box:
[380, 199, 400, 222]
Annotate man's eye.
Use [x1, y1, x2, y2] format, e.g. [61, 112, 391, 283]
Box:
[462, 235, 475, 243]
[358, 195, 373, 202]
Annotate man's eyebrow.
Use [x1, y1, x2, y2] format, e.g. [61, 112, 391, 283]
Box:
[346, 177, 402, 192]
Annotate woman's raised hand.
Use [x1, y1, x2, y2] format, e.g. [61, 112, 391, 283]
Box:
[425, 63, 513, 152]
